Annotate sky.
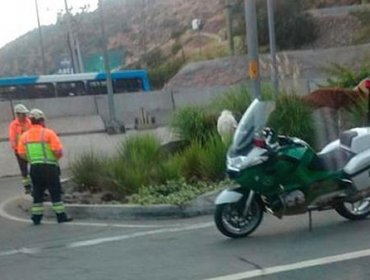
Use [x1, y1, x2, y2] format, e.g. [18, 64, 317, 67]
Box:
[0, 0, 98, 48]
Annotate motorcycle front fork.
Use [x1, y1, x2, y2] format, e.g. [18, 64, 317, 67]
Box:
[242, 190, 255, 217]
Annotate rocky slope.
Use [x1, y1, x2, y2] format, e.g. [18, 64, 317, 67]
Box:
[167, 5, 370, 90]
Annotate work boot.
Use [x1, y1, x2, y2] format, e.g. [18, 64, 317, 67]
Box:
[24, 185, 32, 195]
[56, 213, 73, 223]
[43, 192, 50, 201]
[31, 214, 42, 225]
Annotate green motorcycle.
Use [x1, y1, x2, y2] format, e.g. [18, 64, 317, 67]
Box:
[214, 99, 370, 238]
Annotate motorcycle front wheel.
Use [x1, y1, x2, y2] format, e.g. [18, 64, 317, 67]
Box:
[214, 196, 264, 238]
[335, 198, 370, 220]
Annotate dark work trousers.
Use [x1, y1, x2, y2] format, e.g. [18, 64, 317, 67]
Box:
[30, 164, 62, 204]
[15, 152, 28, 178]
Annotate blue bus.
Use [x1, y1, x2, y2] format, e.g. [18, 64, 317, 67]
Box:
[0, 70, 151, 100]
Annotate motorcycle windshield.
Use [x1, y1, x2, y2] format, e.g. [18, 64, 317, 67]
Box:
[228, 99, 266, 157]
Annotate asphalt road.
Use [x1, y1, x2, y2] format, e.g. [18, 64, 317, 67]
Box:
[1, 176, 370, 280]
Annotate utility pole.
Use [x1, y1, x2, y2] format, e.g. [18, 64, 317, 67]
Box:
[267, 0, 279, 97]
[75, 36, 85, 73]
[142, 0, 148, 66]
[225, 0, 235, 55]
[98, 0, 122, 134]
[198, 28, 202, 55]
[244, 0, 261, 99]
[35, 0, 47, 74]
[64, 0, 79, 73]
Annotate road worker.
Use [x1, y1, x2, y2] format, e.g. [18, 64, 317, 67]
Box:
[17, 109, 73, 225]
[8, 104, 32, 194]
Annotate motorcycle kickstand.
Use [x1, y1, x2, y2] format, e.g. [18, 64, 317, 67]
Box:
[307, 205, 316, 232]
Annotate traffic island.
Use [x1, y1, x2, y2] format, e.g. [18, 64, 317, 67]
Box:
[16, 190, 219, 221]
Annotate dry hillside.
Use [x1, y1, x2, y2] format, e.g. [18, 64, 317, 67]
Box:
[168, 6, 370, 90]
[0, 0, 367, 77]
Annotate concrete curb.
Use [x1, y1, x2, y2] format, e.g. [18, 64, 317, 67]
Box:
[16, 190, 220, 221]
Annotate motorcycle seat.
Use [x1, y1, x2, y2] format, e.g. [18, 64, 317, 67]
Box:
[309, 147, 354, 172]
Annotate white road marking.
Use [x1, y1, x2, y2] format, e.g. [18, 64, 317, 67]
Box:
[0, 247, 41, 257]
[204, 248, 370, 280]
[0, 198, 30, 223]
[0, 187, 214, 257]
[0, 196, 214, 257]
[67, 222, 213, 248]
[0, 250, 22, 257]
[0, 222, 213, 258]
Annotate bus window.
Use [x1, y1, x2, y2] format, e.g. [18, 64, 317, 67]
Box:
[87, 80, 107, 95]
[56, 81, 86, 97]
[12, 83, 55, 99]
[128, 79, 142, 92]
[14, 86, 28, 99]
[31, 83, 55, 98]
[0, 86, 15, 100]
[114, 78, 142, 93]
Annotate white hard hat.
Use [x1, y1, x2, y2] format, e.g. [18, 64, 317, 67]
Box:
[29, 109, 45, 120]
[14, 104, 29, 114]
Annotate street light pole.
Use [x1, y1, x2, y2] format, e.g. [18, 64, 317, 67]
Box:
[35, 0, 47, 74]
[225, 0, 235, 56]
[244, 0, 261, 99]
[98, 0, 122, 134]
[64, 0, 79, 73]
[267, 0, 279, 97]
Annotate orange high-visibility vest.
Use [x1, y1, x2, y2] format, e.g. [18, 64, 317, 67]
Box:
[18, 125, 63, 164]
[8, 118, 31, 152]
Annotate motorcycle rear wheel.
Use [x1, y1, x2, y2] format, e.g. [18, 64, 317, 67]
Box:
[335, 198, 370, 220]
[214, 196, 263, 238]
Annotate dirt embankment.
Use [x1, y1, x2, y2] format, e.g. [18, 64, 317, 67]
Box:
[167, 9, 369, 90]
[302, 15, 362, 49]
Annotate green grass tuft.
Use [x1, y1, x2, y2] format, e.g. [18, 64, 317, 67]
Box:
[267, 93, 316, 146]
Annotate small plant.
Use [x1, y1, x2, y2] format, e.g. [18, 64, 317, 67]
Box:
[128, 178, 225, 206]
[178, 140, 205, 180]
[267, 93, 316, 146]
[190, 42, 228, 62]
[171, 106, 218, 144]
[149, 59, 185, 89]
[109, 134, 166, 196]
[352, 10, 370, 44]
[116, 134, 162, 164]
[343, 94, 369, 128]
[210, 84, 252, 121]
[70, 150, 108, 193]
[155, 154, 182, 183]
[198, 133, 228, 182]
[210, 83, 274, 121]
[174, 133, 227, 182]
[323, 62, 370, 88]
[171, 41, 183, 55]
